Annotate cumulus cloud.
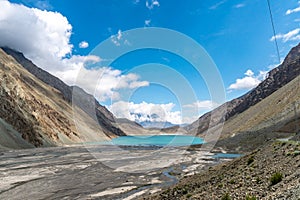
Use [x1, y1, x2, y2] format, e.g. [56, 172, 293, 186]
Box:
[109, 101, 182, 125]
[79, 41, 89, 48]
[0, 1, 73, 62]
[0, 0, 76, 73]
[0, 0, 149, 102]
[270, 28, 300, 43]
[146, 0, 160, 10]
[228, 69, 267, 91]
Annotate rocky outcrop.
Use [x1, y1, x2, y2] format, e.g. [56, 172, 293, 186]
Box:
[186, 43, 300, 135]
[2, 47, 125, 138]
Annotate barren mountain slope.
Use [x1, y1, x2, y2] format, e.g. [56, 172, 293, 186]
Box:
[2, 47, 125, 138]
[215, 74, 300, 152]
[0, 48, 120, 148]
[185, 43, 300, 137]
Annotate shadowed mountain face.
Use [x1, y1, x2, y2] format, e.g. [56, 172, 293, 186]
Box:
[0, 47, 125, 149]
[186, 43, 300, 140]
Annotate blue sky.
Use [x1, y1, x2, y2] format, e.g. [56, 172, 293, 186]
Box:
[1, 0, 300, 124]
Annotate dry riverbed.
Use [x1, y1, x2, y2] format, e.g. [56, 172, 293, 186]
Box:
[0, 144, 235, 200]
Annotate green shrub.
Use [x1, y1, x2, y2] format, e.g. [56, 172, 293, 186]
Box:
[246, 195, 257, 200]
[186, 193, 192, 198]
[293, 150, 300, 157]
[255, 177, 261, 184]
[270, 172, 283, 185]
[221, 193, 231, 200]
[182, 188, 188, 195]
[247, 157, 254, 165]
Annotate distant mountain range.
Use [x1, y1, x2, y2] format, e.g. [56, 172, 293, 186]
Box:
[139, 121, 178, 129]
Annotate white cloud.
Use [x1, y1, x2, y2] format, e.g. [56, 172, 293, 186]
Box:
[146, 0, 160, 10]
[75, 67, 149, 102]
[0, 0, 99, 85]
[228, 69, 267, 91]
[0, 1, 72, 64]
[109, 101, 182, 125]
[270, 28, 300, 43]
[109, 100, 221, 125]
[286, 2, 300, 15]
[144, 19, 151, 26]
[210, 0, 227, 10]
[79, 41, 89, 48]
[110, 29, 123, 46]
[244, 69, 254, 76]
[234, 3, 245, 8]
[0, 0, 149, 102]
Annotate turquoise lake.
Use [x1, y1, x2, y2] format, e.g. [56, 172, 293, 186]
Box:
[110, 135, 205, 147]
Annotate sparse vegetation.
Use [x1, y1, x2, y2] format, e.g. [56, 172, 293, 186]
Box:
[246, 195, 257, 200]
[221, 193, 231, 200]
[255, 177, 262, 184]
[293, 150, 300, 157]
[270, 172, 283, 185]
[247, 157, 254, 165]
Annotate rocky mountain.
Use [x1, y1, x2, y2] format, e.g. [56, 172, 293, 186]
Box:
[186, 43, 300, 150]
[0, 47, 125, 149]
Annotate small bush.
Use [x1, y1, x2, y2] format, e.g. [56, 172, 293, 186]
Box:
[255, 177, 261, 184]
[182, 188, 188, 195]
[186, 193, 192, 198]
[247, 157, 254, 165]
[221, 193, 231, 200]
[270, 172, 283, 185]
[246, 195, 257, 200]
[293, 150, 300, 157]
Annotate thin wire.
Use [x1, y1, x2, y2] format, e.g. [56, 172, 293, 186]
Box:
[267, 0, 281, 63]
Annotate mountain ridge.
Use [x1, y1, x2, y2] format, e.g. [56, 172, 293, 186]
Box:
[186, 43, 300, 137]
